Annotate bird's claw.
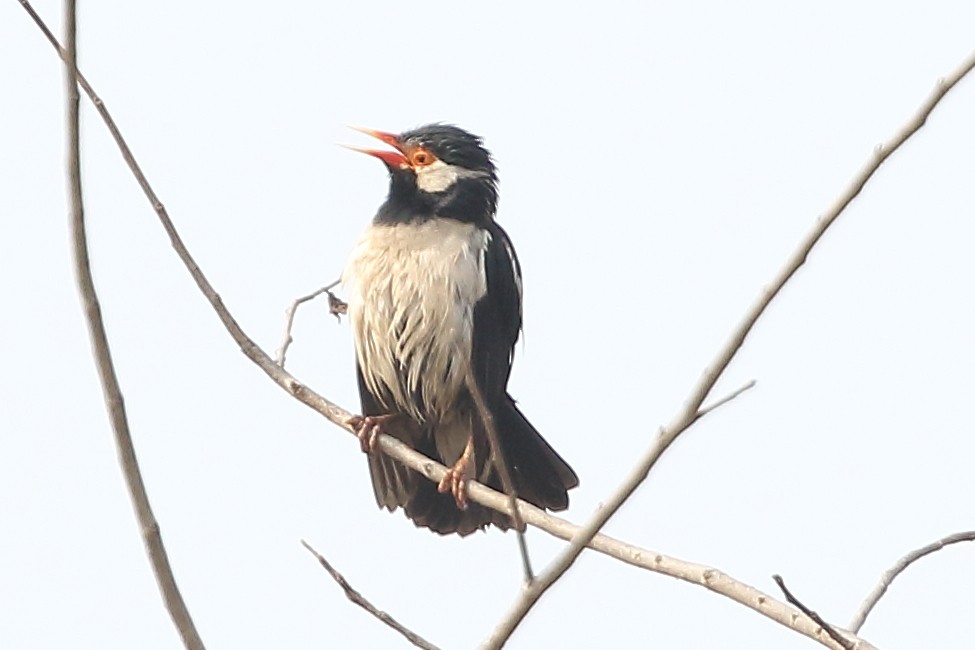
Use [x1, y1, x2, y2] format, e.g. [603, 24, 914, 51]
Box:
[438, 456, 473, 511]
[348, 413, 418, 453]
[347, 415, 383, 453]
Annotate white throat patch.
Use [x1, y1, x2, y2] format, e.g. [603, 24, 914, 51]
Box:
[415, 159, 490, 193]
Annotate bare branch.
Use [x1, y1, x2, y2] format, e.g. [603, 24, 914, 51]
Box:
[274, 280, 340, 367]
[675, 52, 975, 428]
[301, 540, 440, 650]
[773, 575, 853, 650]
[465, 372, 534, 583]
[849, 530, 975, 633]
[57, 2, 205, 649]
[482, 49, 975, 648]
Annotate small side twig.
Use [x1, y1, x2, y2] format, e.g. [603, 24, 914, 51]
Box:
[274, 280, 342, 367]
[301, 540, 440, 650]
[695, 379, 757, 419]
[465, 372, 533, 583]
[848, 530, 975, 633]
[773, 575, 853, 650]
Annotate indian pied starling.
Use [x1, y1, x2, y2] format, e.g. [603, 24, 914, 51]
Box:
[343, 124, 579, 535]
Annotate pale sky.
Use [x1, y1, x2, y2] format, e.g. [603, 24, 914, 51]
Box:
[3, 1, 975, 648]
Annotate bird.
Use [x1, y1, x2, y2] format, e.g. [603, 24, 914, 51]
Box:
[342, 123, 579, 536]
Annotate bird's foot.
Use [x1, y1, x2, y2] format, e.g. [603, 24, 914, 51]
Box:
[438, 440, 475, 511]
[346, 414, 408, 453]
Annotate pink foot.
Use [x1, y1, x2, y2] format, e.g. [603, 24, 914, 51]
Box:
[347, 413, 416, 453]
[347, 415, 387, 453]
[438, 453, 474, 511]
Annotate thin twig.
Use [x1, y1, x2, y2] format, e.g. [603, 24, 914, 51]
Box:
[465, 372, 534, 583]
[696, 379, 756, 418]
[773, 575, 853, 650]
[274, 280, 340, 367]
[848, 530, 975, 633]
[301, 540, 440, 650]
[58, 3, 205, 649]
[481, 50, 975, 649]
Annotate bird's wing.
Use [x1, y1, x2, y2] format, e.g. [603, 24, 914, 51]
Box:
[471, 223, 580, 506]
[471, 222, 523, 402]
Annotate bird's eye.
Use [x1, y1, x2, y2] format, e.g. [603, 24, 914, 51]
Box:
[410, 149, 436, 167]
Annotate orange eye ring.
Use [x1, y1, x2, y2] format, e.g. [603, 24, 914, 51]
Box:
[410, 149, 436, 167]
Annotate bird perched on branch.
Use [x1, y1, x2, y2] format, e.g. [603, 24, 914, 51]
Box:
[343, 124, 578, 535]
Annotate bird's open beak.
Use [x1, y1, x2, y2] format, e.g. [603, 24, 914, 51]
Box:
[345, 127, 409, 168]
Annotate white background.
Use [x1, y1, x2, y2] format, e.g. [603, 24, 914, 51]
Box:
[2, 1, 974, 648]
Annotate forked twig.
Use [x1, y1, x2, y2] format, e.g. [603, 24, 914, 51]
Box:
[274, 280, 341, 367]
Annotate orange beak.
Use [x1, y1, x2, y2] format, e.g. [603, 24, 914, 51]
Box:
[346, 127, 409, 168]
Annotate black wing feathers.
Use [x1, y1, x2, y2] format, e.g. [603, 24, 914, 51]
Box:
[471, 225, 579, 510]
[471, 223, 522, 402]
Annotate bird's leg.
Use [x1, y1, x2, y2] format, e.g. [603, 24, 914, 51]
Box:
[438, 435, 475, 511]
[346, 413, 415, 454]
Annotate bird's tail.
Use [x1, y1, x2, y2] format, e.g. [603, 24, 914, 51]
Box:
[490, 396, 578, 512]
[398, 397, 578, 536]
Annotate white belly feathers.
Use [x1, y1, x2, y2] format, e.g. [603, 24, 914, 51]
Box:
[343, 218, 491, 421]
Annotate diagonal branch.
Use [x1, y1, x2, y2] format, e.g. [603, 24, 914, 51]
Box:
[301, 540, 440, 650]
[481, 49, 975, 648]
[58, 2, 205, 649]
[848, 530, 975, 633]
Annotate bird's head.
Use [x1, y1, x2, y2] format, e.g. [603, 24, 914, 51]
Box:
[349, 124, 499, 226]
